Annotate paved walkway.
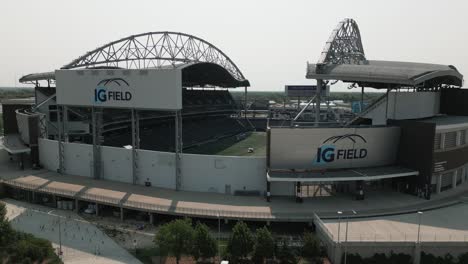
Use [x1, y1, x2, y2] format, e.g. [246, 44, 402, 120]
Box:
[322, 203, 468, 242]
[4, 198, 142, 264]
[2, 150, 468, 221]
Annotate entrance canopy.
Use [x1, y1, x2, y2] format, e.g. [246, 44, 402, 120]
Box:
[267, 165, 419, 182]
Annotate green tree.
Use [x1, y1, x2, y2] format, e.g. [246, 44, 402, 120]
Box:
[154, 218, 194, 264]
[253, 226, 274, 263]
[0, 202, 14, 248]
[275, 238, 297, 264]
[226, 221, 254, 261]
[192, 222, 217, 262]
[301, 232, 320, 260]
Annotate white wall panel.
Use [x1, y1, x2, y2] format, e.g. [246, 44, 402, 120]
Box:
[63, 142, 92, 177]
[100, 146, 132, 184]
[38, 138, 59, 171]
[366, 91, 440, 125]
[137, 149, 176, 189]
[38, 139, 267, 194]
[181, 153, 266, 194]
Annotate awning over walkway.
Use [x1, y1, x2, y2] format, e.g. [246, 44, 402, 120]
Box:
[267, 165, 419, 182]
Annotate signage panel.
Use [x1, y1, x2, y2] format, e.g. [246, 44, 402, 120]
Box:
[285, 85, 330, 97]
[56, 69, 182, 110]
[269, 127, 400, 169]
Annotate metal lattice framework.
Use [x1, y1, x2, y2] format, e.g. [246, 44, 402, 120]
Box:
[62, 31, 246, 81]
[318, 18, 366, 65]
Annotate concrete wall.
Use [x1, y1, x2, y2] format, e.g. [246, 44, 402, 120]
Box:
[367, 92, 440, 125]
[38, 138, 267, 194]
[181, 153, 266, 194]
[64, 141, 93, 178]
[101, 146, 133, 184]
[39, 139, 59, 171]
[136, 149, 176, 190]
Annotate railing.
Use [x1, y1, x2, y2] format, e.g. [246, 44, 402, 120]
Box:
[344, 92, 389, 127]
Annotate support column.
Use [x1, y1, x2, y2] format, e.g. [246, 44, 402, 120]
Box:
[149, 213, 154, 225]
[452, 170, 458, 188]
[436, 174, 442, 194]
[57, 105, 65, 174]
[131, 109, 140, 185]
[92, 107, 103, 180]
[315, 80, 322, 127]
[244, 86, 248, 119]
[95, 203, 99, 216]
[175, 110, 183, 191]
[266, 182, 271, 202]
[120, 207, 124, 221]
[413, 244, 421, 264]
[31, 191, 35, 203]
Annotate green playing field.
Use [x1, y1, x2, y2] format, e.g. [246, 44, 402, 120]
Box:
[185, 132, 266, 156]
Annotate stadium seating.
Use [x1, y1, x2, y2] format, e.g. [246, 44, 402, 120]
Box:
[102, 89, 248, 152]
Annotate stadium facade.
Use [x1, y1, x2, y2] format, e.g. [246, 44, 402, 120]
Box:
[1, 19, 466, 205]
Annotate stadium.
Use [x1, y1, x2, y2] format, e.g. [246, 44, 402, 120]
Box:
[1, 18, 468, 263]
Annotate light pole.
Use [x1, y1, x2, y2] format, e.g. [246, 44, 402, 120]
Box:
[344, 210, 357, 264]
[417, 211, 423, 244]
[58, 215, 62, 258]
[217, 212, 221, 262]
[336, 211, 343, 264]
[337, 211, 343, 243]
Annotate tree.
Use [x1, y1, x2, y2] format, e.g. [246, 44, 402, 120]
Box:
[301, 232, 320, 260]
[226, 221, 254, 261]
[275, 238, 297, 264]
[154, 218, 194, 264]
[192, 222, 217, 262]
[253, 226, 274, 263]
[0, 202, 14, 248]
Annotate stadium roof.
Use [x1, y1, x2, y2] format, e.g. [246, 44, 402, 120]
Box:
[267, 165, 418, 182]
[20, 31, 250, 88]
[307, 18, 464, 88]
[20, 62, 249, 88]
[306, 61, 463, 88]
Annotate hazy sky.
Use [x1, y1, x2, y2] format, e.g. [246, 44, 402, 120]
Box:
[1, 0, 467, 91]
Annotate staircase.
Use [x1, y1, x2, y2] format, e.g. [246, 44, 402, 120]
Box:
[344, 92, 389, 127]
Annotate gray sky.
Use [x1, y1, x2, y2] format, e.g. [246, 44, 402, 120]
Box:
[0, 0, 467, 91]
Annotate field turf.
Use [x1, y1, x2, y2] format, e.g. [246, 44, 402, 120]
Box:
[185, 132, 266, 156]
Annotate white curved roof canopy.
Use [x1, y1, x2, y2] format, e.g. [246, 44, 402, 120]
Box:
[307, 60, 463, 88]
[308, 19, 464, 88]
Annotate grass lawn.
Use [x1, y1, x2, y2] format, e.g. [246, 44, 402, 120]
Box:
[186, 132, 266, 156]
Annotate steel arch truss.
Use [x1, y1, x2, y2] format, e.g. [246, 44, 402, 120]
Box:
[62, 31, 246, 82]
[318, 18, 366, 65]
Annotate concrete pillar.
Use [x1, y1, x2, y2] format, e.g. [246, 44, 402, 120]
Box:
[436, 174, 442, 194]
[453, 170, 458, 189]
[31, 191, 35, 203]
[462, 167, 466, 184]
[95, 203, 99, 216]
[266, 221, 270, 226]
[440, 133, 446, 150]
[334, 243, 342, 264]
[149, 213, 154, 225]
[413, 244, 421, 264]
[75, 199, 79, 212]
[120, 207, 124, 221]
[52, 195, 57, 207]
[224, 219, 228, 224]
